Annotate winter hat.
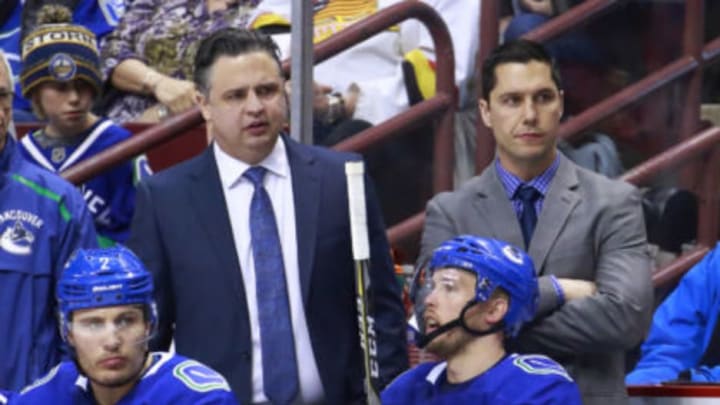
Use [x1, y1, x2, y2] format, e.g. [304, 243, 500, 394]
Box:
[20, 5, 101, 97]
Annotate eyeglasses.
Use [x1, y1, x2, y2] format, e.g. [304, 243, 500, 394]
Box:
[0, 90, 13, 108]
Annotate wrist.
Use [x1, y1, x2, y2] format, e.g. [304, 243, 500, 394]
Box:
[550, 275, 565, 306]
[141, 69, 163, 96]
[324, 93, 345, 125]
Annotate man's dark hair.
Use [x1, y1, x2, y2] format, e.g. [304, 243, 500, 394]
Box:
[481, 39, 563, 101]
[193, 28, 282, 93]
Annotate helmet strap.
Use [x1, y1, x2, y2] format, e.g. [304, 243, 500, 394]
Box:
[417, 300, 505, 348]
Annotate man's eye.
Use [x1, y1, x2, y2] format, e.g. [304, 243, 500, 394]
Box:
[536, 92, 556, 104]
[502, 96, 521, 106]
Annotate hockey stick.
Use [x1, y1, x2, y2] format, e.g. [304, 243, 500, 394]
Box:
[345, 161, 381, 405]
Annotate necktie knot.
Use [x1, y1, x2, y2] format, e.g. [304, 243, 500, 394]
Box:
[243, 166, 267, 187]
[516, 184, 541, 203]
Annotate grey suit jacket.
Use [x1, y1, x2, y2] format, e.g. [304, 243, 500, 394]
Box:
[419, 153, 653, 405]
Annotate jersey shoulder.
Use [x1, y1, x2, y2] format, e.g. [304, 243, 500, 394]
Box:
[135, 353, 235, 403]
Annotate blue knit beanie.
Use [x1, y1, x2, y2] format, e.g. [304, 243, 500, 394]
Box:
[20, 8, 101, 98]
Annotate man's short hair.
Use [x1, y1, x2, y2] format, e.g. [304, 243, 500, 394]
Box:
[481, 39, 563, 101]
[193, 28, 282, 93]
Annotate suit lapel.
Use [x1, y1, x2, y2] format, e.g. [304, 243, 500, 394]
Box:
[188, 148, 245, 298]
[529, 155, 581, 272]
[470, 167, 526, 249]
[285, 136, 321, 305]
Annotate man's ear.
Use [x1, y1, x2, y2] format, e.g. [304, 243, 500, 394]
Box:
[196, 89, 211, 122]
[479, 98, 492, 130]
[485, 296, 509, 325]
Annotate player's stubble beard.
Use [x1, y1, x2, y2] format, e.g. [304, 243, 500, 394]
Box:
[425, 328, 474, 359]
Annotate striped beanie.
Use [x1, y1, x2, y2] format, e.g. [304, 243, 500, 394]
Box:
[20, 6, 101, 98]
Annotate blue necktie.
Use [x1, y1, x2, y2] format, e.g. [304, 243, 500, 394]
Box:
[244, 166, 299, 405]
[516, 185, 541, 248]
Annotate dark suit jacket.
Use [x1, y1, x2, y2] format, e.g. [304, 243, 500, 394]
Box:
[419, 154, 653, 405]
[127, 135, 408, 404]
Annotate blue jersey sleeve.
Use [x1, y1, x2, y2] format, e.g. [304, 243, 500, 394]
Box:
[627, 245, 720, 384]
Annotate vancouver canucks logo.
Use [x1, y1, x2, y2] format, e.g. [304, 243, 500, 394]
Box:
[502, 245, 525, 265]
[51, 147, 66, 163]
[0, 210, 44, 256]
[0, 220, 35, 255]
[49, 53, 77, 82]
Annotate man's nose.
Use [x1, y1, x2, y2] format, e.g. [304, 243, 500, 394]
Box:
[522, 99, 539, 124]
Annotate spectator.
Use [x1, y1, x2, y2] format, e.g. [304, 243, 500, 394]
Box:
[13, 246, 239, 404]
[99, 0, 260, 123]
[627, 245, 720, 384]
[417, 39, 653, 405]
[0, 0, 126, 122]
[126, 28, 408, 404]
[17, 5, 151, 247]
[383, 235, 582, 404]
[0, 49, 97, 391]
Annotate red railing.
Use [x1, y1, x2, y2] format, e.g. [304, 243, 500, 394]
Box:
[59, 1, 720, 290]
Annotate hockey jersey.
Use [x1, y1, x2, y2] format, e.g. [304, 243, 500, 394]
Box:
[0, 135, 97, 391]
[381, 353, 582, 405]
[19, 119, 151, 246]
[13, 352, 239, 404]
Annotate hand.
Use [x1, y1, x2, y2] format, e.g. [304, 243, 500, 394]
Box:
[556, 278, 597, 301]
[153, 77, 197, 116]
[285, 80, 333, 115]
[520, 0, 554, 15]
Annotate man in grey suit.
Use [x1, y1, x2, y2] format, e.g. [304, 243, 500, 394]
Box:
[418, 39, 653, 405]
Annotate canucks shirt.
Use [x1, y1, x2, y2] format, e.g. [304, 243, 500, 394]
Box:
[19, 119, 151, 246]
[382, 353, 583, 404]
[13, 352, 239, 404]
[0, 135, 97, 391]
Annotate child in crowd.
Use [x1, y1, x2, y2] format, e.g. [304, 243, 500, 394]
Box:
[18, 5, 150, 246]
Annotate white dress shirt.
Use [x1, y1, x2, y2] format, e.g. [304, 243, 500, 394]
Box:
[214, 139, 324, 404]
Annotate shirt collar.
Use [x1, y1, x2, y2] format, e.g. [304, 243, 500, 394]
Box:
[214, 136, 289, 189]
[495, 155, 560, 199]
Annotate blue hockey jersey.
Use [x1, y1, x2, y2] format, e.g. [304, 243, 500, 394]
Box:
[0, 135, 97, 391]
[19, 119, 151, 246]
[381, 353, 582, 405]
[13, 352, 239, 405]
[627, 244, 720, 384]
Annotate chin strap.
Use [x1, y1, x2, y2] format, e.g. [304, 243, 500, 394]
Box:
[417, 300, 505, 349]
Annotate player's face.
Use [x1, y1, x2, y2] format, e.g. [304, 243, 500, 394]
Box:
[36, 80, 95, 137]
[69, 305, 150, 392]
[423, 268, 478, 358]
[197, 51, 287, 165]
[479, 61, 563, 178]
[0, 61, 11, 148]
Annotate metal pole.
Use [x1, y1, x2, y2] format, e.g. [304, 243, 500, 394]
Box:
[289, 0, 314, 144]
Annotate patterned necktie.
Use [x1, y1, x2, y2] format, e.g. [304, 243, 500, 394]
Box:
[516, 185, 541, 248]
[244, 166, 299, 405]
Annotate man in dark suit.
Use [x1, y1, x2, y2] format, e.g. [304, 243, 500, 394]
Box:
[418, 39, 653, 405]
[127, 28, 407, 404]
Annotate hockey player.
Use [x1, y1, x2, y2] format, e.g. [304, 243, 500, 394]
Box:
[18, 5, 150, 247]
[12, 246, 239, 405]
[382, 235, 582, 404]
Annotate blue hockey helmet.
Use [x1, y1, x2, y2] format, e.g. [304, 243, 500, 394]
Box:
[57, 246, 157, 341]
[428, 235, 539, 336]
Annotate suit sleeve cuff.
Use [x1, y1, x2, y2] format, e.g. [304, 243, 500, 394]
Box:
[537, 275, 564, 316]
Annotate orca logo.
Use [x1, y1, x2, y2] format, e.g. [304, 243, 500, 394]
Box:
[502, 245, 525, 265]
[0, 220, 35, 255]
[49, 53, 77, 82]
